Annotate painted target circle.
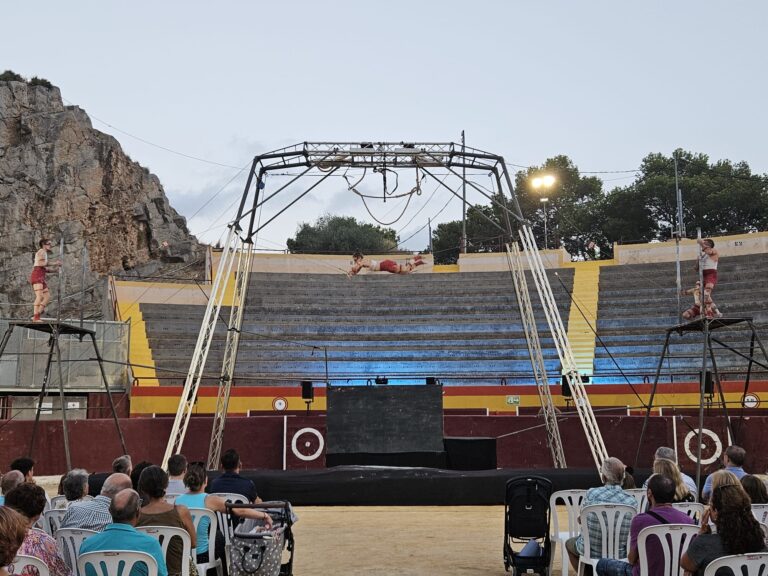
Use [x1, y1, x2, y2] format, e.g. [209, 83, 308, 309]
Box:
[683, 428, 723, 465]
[291, 427, 324, 461]
[272, 397, 288, 411]
[742, 393, 760, 408]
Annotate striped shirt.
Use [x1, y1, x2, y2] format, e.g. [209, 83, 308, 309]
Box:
[60, 495, 112, 532]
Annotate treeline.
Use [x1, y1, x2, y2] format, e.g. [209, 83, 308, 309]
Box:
[287, 150, 768, 264]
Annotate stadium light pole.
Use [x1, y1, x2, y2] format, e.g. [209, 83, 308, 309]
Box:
[531, 175, 556, 249]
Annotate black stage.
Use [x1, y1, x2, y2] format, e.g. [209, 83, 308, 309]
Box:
[236, 467, 653, 506]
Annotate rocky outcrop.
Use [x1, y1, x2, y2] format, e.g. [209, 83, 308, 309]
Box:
[0, 79, 205, 319]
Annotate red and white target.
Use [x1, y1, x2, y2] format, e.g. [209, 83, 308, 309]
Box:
[683, 428, 723, 466]
[291, 427, 325, 462]
[272, 397, 288, 411]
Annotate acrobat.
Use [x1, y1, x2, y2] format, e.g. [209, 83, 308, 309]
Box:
[681, 281, 721, 320]
[29, 238, 60, 322]
[348, 252, 425, 276]
[697, 237, 720, 319]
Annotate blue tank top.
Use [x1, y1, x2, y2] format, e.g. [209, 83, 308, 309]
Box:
[175, 493, 210, 553]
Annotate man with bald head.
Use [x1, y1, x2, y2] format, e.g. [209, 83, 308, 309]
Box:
[79, 488, 167, 576]
[60, 472, 132, 531]
[0, 470, 25, 506]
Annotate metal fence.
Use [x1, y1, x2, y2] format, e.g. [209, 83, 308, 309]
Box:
[0, 320, 130, 390]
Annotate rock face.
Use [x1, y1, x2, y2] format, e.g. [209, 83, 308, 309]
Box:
[0, 80, 205, 319]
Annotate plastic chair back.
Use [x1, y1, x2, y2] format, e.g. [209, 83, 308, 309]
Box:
[42, 509, 67, 536]
[11, 555, 50, 576]
[625, 488, 648, 512]
[77, 550, 158, 576]
[51, 495, 68, 509]
[752, 504, 768, 525]
[671, 502, 706, 524]
[163, 493, 180, 504]
[55, 528, 98, 575]
[579, 503, 637, 573]
[211, 493, 248, 546]
[189, 507, 223, 576]
[703, 552, 768, 576]
[637, 523, 698, 576]
[549, 489, 586, 576]
[137, 525, 191, 576]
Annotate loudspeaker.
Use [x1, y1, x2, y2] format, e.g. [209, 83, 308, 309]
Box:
[701, 371, 714, 395]
[301, 380, 314, 401]
[561, 375, 572, 398]
[426, 377, 439, 386]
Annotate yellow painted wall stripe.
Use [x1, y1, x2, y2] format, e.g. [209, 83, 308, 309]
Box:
[117, 301, 159, 387]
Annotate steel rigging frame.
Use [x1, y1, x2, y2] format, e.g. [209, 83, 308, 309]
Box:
[160, 142, 608, 471]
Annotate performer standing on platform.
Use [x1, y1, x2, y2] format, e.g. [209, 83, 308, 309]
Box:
[697, 238, 720, 319]
[348, 252, 424, 276]
[30, 238, 60, 322]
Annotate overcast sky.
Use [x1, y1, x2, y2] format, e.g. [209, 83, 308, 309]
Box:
[2, 1, 766, 251]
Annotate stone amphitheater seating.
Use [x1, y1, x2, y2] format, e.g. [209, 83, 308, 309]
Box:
[141, 269, 574, 386]
[593, 253, 768, 383]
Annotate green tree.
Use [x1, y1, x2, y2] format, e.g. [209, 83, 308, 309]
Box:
[286, 214, 398, 254]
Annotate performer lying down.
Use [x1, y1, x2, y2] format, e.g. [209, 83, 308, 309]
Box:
[348, 252, 425, 276]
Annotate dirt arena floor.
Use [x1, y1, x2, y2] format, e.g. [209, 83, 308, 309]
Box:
[40, 478, 570, 575]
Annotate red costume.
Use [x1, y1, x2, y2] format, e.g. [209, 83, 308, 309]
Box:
[30, 266, 47, 289]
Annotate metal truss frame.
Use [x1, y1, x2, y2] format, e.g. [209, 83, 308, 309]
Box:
[161, 141, 607, 472]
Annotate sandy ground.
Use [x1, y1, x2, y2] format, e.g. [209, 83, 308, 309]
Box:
[38, 477, 570, 576]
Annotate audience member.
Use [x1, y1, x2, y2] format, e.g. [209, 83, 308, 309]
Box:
[0, 507, 28, 576]
[9, 458, 36, 483]
[208, 449, 259, 502]
[131, 461, 153, 493]
[681, 483, 766, 575]
[60, 473, 132, 531]
[647, 447, 697, 495]
[596, 474, 696, 576]
[79, 489, 168, 576]
[702, 445, 747, 502]
[652, 458, 695, 502]
[112, 455, 133, 476]
[4, 483, 71, 576]
[166, 454, 188, 495]
[136, 466, 196, 576]
[57, 469, 89, 509]
[1, 470, 25, 506]
[565, 457, 637, 572]
[741, 474, 768, 504]
[177, 462, 271, 564]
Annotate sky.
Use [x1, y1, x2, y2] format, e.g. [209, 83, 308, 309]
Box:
[2, 1, 767, 251]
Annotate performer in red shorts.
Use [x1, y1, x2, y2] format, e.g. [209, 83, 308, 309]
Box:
[696, 237, 720, 319]
[348, 252, 425, 276]
[30, 238, 60, 322]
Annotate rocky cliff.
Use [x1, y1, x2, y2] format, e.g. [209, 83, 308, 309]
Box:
[0, 79, 205, 319]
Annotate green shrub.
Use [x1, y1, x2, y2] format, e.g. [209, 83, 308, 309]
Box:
[29, 76, 53, 89]
[0, 70, 25, 82]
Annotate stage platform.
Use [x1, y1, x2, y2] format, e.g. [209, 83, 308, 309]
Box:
[235, 466, 653, 506]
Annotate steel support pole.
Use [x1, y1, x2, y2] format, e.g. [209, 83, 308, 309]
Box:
[89, 332, 128, 455]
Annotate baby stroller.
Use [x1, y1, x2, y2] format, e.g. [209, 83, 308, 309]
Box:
[503, 475, 553, 575]
[226, 501, 295, 576]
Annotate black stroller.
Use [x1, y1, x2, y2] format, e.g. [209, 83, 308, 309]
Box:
[226, 501, 295, 576]
[503, 475, 553, 575]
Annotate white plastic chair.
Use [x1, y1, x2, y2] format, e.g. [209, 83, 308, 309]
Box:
[42, 508, 67, 536]
[752, 504, 768, 525]
[77, 550, 158, 576]
[548, 489, 586, 576]
[703, 552, 768, 576]
[137, 525, 192, 576]
[624, 488, 648, 513]
[671, 502, 706, 524]
[51, 495, 68, 509]
[211, 492, 248, 547]
[10, 555, 50, 576]
[188, 507, 223, 576]
[163, 493, 180, 504]
[637, 523, 698, 576]
[577, 504, 637, 576]
[55, 528, 98, 575]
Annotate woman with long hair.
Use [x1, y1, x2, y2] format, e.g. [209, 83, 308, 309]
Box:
[0, 507, 28, 576]
[136, 466, 196, 576]
[653, 458, 695, 502]
[741, 474, 768, 504]
[681, 483, 766, 575]
[175, 463, 272, 564]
